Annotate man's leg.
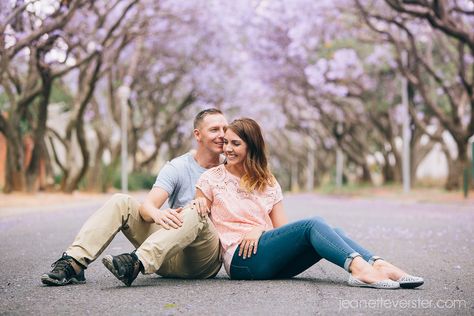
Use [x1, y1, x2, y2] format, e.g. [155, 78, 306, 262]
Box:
[66, 193, 158, 267]
[156, 213, 221, 279]
[42, 193, 158, 286]
[102, 205, 221, 286]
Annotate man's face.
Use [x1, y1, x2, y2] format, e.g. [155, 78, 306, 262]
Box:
[194, 114, 228, 154]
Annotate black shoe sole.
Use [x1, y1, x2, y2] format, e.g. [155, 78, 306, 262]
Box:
[41, 274, 86, 286]
[102, 255, 132, 287]
[400, 281, 424, 289]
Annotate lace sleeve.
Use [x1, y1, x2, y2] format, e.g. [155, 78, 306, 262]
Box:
[273, 180, 283, 206]
[196, 172, 213, 202]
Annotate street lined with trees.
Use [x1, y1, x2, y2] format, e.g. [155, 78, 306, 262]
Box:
[0, 0, 473, 193]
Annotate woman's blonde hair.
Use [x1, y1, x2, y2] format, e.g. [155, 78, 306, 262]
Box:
[225, 118, 275, 192]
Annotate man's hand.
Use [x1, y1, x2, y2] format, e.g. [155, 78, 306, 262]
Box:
[239, 227, 264, 259]
[151, 207, 184, 230]
[192, 197, 210, 218]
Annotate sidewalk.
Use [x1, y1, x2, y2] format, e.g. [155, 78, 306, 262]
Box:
[313, 186, 474, 205]
[1, 187, 472, 212]
[0, 191, 148, 218]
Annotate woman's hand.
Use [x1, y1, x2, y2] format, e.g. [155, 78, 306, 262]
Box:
[192, 197, 210, 218]
[239, 227, 264, 259]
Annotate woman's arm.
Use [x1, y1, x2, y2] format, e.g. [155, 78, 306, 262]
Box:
[195, 188, 212, 216]
[269, 201, 288, 228]
[240, 201, 288, 259]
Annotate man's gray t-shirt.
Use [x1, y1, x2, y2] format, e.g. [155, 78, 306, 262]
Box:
[153, 152, 207, 208]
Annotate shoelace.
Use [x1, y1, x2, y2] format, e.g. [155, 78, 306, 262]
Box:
[115, 254, 135, 275]
[51, 253, 75, 277]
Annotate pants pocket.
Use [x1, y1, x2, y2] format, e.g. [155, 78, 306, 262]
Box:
[230, 265, 254, 280]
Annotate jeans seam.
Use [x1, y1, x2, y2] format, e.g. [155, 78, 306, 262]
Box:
[308, 222, 354, 265]
[230, 264, 254, 280]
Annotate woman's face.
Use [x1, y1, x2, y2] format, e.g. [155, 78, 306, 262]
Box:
[223, 129, 248, 168]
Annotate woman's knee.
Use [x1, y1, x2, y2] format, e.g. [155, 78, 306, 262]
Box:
[308, 216, 328, 228]
[333, 227, 346, 236]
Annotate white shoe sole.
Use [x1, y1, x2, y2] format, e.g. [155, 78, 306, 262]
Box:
[397, 275, 424, 289]
[348, 275, 400, 289]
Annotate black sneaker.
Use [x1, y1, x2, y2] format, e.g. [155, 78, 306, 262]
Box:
[102, 252, 142, 287]
[41, 253, 85, 286]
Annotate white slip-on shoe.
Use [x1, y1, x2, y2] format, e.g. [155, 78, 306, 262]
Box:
[397, 275, 424, 289]
[348, 275, 400, 289]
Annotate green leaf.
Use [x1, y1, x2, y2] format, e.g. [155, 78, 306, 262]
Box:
[164, 303, 177, 309]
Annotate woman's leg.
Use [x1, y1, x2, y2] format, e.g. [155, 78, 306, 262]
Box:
[273, 248, 321, 279]
[230, 217, 361, 280]
[332, 228, 421, 284]
[333, 227, 376, 262]
[372, 260, 410, 280]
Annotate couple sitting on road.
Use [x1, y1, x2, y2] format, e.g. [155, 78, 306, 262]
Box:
[41, 108, 423, 290]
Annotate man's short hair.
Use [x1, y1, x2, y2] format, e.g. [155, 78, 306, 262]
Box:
[193, 108, 223, 129]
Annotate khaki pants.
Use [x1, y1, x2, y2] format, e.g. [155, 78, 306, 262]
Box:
[66, 193, 221, 278]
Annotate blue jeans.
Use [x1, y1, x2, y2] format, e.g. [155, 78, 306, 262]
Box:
[230, 217, 375, 280]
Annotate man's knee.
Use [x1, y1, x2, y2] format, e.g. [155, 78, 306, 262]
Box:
[180, 205, 202, 225]
[110, 193, 131, 205]
[106, 193, 141, 222]
[109, 193, 138, 213]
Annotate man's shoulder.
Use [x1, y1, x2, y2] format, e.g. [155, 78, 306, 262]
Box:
[157, 153, 192, 179]
[167, 152, 192, 167]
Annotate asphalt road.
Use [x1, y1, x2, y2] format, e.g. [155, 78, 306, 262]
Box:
[1, 194, 473, 315]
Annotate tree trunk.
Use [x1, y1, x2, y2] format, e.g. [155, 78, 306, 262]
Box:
[60, 56, 102, 193]
[445, 143, 468, 190]
[85, 136, 106, 192]
[381, 150, 399, 183]
[62, 119, 91, 193]
[382, 162, 395, 183]
[2, 118, 27, 192]
[360, 164, 372, 183]
[4, 138, 26, 192]
[26, 77, 52, 192]
[25, 139, 49, 192]
[131, 125, 140, 171]
[339, 139, 372, 184]
[445, 158, 465, 190]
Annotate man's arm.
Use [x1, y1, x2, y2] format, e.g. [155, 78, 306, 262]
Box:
[139, 187, 184, 230]
[139, 187, 169, 222]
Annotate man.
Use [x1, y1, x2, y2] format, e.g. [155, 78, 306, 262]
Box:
[41, 108, 228, 286]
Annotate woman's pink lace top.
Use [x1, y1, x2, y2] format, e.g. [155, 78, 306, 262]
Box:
[196, 164, 283, 275]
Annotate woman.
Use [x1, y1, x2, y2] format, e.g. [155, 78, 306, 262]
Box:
[195, 118, 423, 289]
